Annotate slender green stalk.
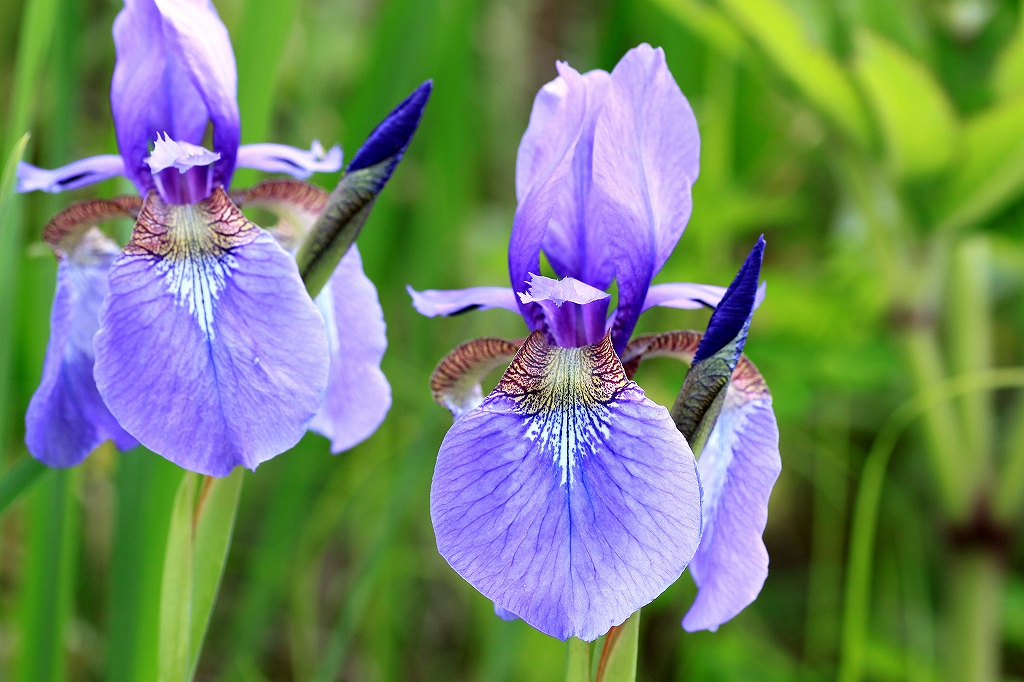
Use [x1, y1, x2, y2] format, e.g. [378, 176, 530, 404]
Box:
[0, 455, 48, 514]
[594, 611, 640, 682]
[944, 549, 1005, 682]
[158, 472, 198, 682]
[839, 368, 1024, 682]
[565, 638, 592, 682]
[16, 467, 79, 682]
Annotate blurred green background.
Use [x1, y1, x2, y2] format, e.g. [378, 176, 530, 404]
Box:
[3, 0, 1024, 679]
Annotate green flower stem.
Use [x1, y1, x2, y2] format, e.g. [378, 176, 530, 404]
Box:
[594, 610, 640, 682]
[945, 548, 1005, 682]
[565, 638, 592, 682]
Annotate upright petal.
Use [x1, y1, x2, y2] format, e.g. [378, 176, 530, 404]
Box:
[431, 332, 701, 641]
[308, 246, 391, 453]
[510, 64, 589, 333]
[93, 188, 329, 476]
[18, 156, 126, 194]
[591, 44, 700, 350]
[111, 0, 239, 192]
[26, 230, 137, 467]
[407, 286, 520, 317]
[236, 141, 343, 179]
[152, 0, 240, 187]
[682, 359, 781, 632]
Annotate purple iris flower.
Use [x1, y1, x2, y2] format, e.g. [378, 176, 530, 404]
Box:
[410, 44, 780, 640]
[19, 0, 429, 476]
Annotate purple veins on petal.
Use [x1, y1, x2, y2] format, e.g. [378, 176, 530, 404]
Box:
[26, 229, 137, 467]
[236, 141, 343, 179]
[407, 285, 520, 317]
[431, 331, 701, 641]
[17, 156, 127, 194]
[93, 188, 329, 477]
[308, 246, 391, 454]
[683, 360, 780, 632]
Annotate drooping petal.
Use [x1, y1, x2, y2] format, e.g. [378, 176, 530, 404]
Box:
[236, 141, 343, 179]
[431, 332, 702, 641]
[590, 44, 700, 350]
[407, 285, 520, 317]
[17, 156, 127, 194]
[683, 359, 780, 632]
[93, 188, 329, 476]
[307, 246, 391, 453]
[152, 0, 240, 186]
[430, 337, 522, 418]
[26, 229, 137, 467]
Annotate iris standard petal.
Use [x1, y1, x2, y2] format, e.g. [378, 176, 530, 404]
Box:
[18, 156, 127, 194]
[236, 141, 343, 179]
[431, 332, 702, 641]
[682, 360, 780, 632]
[93, 188, 329, 476]
[591, 44, 700, 350]
[152, 0, 240, 187]
[111, 0, 206, 192]
[26, 229, 137, 467]
[510, 65, 588, 333]
[308, 246, 391, 453]
[407, 285, 520, 317]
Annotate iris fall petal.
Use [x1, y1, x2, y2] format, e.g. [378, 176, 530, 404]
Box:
[308, 246, 391, 453]
[431, 332, 702, 641]
[93, 188, 329, 476]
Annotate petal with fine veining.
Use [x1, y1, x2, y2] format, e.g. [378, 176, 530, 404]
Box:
[431, 332, 701, 641]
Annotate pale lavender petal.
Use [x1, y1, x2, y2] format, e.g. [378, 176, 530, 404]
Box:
[510, 64, 589, 332]
[93, 190, 328, 477]
[682, 369, 781, 632]
[642, 281, 766, 313]
[17, 156, 126, 194]
[308, 246, 391, 453]
[111, 0, 203, 192]
[517, 67, 613, 286]
[26, 230, 137, 467]
[407, 285, 520, 317]
[152, 0, 240, 187]
[431, 333, 701, 641]
[517, 274, 609, 306]
[494, 604, 519, 621]
[591, 44, 700, 350]
[236, 141, 343, 179]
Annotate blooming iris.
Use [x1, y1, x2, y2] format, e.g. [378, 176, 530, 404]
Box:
[410, 44, 780, 640]
[19, 0, 429, 476]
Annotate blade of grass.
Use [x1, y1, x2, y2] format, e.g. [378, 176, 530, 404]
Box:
[16, 466, 79, 682]
[158, 471, 198, 682]
[106, 450, 185, 682]
[0, 455, 48, 514]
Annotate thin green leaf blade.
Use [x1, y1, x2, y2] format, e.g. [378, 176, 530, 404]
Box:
[594, 611, 640, 682]
[0, 455, 47, 514]
[938, 94, 1024, 230]
[716, 0, 872, 146]
[853, 29, 958, 179]
[188, 467, 244, 679]
[158, 472, 198, 682]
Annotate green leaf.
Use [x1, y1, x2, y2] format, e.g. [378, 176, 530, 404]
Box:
[715, 0, 872, 146]
[937, 94, 1024, 231]
[594, 611, 640, 682]
[0, 133, 29, 458]
[158, 472, 198, 682]
[187, 467, 244, 679]
[853, 29, 958, 179]
[0, 455, 47, 515]
[649, 0, 747, 58]
[993, 13, 1024, 100]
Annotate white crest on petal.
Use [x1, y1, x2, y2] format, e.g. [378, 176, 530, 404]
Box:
[146, 133, 221, 174]
[517, 273, 610, 307]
